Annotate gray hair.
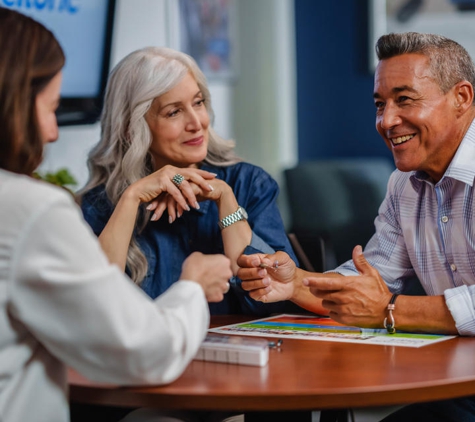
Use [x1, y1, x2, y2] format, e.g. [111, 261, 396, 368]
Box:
[376, 32, 475, 99]
[78, 46, 241, 283]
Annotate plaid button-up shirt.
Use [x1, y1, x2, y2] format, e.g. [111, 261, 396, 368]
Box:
[336, 118, 475, 335]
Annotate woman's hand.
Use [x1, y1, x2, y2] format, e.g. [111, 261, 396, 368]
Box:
[99, 166, 214, 270]
[175, 177, 233, 204]
[126, 165, 215, 222]
[181, 252, 233, 302]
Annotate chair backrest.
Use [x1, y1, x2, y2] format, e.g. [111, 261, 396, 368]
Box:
[284, 157, 395, 268]
[287, 232, 324, 272]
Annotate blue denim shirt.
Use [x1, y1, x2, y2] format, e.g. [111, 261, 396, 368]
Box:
[81, 162, 300, 316]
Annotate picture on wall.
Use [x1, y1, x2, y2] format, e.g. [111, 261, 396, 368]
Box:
[369, 0, 475, 71]
[168, 0, 237, 81]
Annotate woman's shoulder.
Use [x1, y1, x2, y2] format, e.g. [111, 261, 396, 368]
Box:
[207, 162, 279, 200]
[0, 170, 75, 223]
[212, 161, 274, 181]
[1, 170, 70, 204]
[80, 184, 107, 199]
[79, 184, 110, 208]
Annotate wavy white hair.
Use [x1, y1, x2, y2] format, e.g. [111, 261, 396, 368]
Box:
[78, 46, 241, 283]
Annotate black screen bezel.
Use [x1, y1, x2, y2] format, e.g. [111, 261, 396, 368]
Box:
[56, 0, 116, 126]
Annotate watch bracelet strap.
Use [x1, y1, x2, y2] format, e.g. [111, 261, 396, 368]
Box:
[218, 207, 244, 229]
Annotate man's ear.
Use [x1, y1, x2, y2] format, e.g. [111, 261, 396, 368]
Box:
[453, 80, 474, 114]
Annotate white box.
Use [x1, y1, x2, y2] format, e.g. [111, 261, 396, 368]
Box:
[194, 334, 269, 367]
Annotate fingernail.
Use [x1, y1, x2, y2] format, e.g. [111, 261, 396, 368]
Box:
[194, 202, 200, 209]
[168, 216, 173, 224]
[258, 269, 266, 277]
[146, 204, 153, 210]
[209, 172, 218, 176]
[262, 278, 270, 286]
[208, 184, 214, 191]
[251, 259, 260, 266]
[185, 205, 190, 211]
[302, 278, 309, 286]
[150, 214, 158, 221]
[177, 211, 181, 218]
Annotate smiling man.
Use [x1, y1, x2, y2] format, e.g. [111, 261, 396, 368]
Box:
[237, 32, 475, 421]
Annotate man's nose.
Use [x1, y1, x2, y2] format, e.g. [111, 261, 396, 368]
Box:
[379, 102, 402, 130]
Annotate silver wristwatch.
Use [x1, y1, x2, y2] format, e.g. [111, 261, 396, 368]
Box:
[218, 206, 248, 230]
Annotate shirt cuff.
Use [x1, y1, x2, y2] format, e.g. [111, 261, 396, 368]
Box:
[244, 231, 276, 255]
[230, 232, 275, 291]
[444, 285, 475, 336]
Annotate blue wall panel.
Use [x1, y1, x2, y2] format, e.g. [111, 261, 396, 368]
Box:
[295, 0, 393, 161]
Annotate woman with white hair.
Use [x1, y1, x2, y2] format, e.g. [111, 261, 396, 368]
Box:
[79, 46, 300, 316]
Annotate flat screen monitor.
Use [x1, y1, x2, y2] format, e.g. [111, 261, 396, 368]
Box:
[2, 0, 116, 126]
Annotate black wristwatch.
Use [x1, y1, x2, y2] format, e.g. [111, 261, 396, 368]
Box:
[218, 206, 248, 230]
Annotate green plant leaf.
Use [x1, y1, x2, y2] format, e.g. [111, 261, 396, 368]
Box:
[33, 168, 78, 188]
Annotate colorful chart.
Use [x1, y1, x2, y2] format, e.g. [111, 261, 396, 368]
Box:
[208, 314, 456, 348]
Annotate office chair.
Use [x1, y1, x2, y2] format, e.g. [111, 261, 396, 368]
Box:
[284, 157, 395, 269]
[287, 232, 324, 272]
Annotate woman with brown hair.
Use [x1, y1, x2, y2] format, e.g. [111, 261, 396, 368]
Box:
[0, 8, 232, 422]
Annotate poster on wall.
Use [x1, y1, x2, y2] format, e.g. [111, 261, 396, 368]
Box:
[368, 0, 475, 71]
[167, 0, 237, 81]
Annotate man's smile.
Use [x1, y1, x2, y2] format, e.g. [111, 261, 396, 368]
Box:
[390, 134, 415, 145]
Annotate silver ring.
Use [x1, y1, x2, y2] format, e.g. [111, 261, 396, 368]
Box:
[171, 174, 185, 187]
[223, 282, 230, 294]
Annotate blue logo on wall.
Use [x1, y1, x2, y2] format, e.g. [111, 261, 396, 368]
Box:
[1, 0, 79, 13]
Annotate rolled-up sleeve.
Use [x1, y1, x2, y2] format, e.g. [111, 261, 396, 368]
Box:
[445, 285, 475, 336]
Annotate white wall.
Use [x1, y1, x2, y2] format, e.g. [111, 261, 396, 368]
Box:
[39, 0, 297, 225]
[233, 0, 297, 225]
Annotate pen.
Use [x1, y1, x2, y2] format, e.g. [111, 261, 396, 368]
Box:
[259, 260, 279, 271]
[268, 339, 283, 348]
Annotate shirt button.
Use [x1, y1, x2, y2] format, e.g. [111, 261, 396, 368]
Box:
[441, 216, 449, 223]
[450, 263, 457, 272]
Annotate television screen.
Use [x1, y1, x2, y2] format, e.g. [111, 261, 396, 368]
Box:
[2, 0, 116, 125]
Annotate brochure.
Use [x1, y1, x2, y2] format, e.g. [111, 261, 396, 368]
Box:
[208, 314, 456, 348]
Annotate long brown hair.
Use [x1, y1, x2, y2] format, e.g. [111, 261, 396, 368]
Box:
[0, 7, 65, 175]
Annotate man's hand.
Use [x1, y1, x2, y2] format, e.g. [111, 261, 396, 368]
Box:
[237, 251, 297, 302]
[304, 245, 392, 327]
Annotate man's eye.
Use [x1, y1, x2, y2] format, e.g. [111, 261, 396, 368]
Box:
[398, 96, 410, 103]
[374, 101, 384, 109]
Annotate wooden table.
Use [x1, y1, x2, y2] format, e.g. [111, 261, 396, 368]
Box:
[68, 315, 475, 412]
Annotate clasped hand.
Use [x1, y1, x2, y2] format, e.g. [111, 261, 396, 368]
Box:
[131, 165, 236, 223]
[125, 165, 216, 222]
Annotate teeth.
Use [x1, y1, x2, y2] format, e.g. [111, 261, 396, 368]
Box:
[391, 134, 414, 145]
